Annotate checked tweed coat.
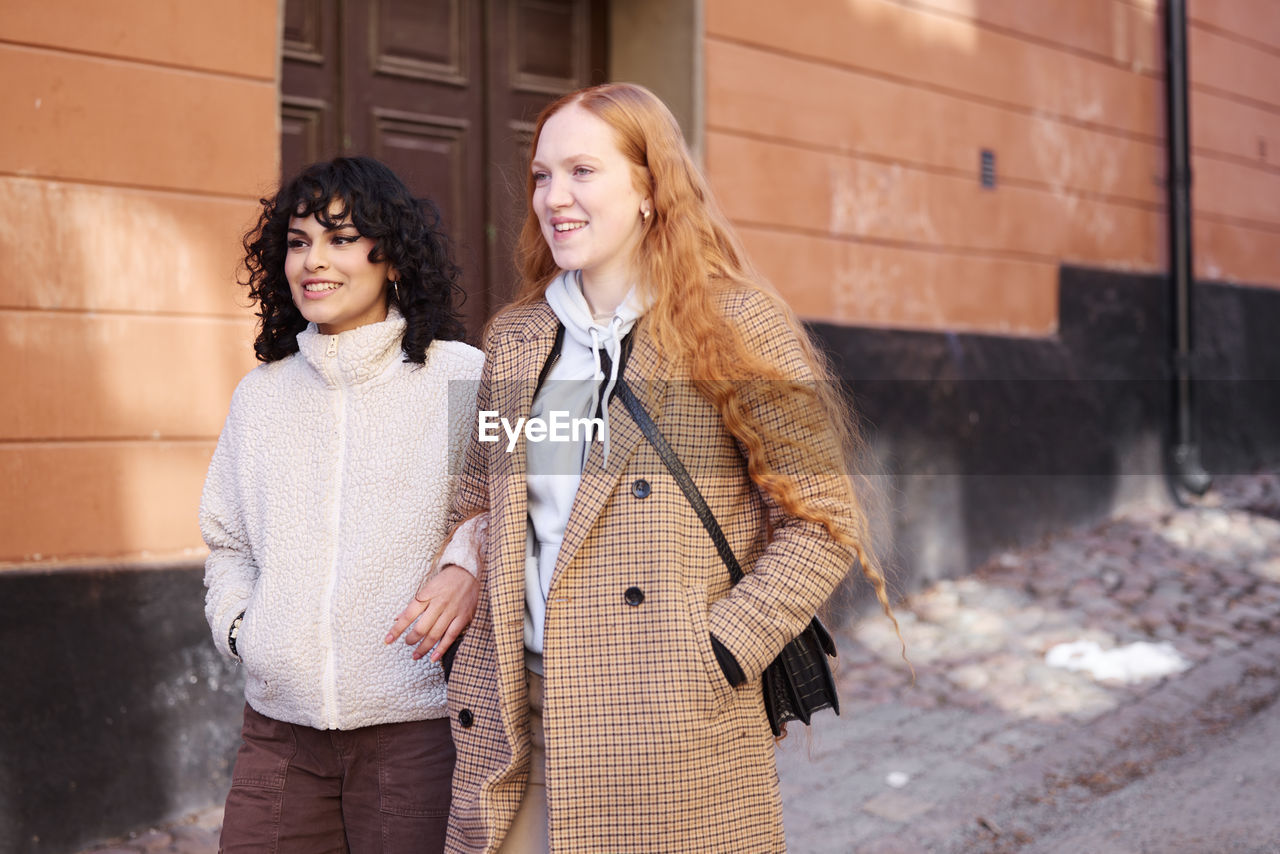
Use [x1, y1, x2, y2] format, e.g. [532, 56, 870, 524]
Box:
[444, 287, 858, 853]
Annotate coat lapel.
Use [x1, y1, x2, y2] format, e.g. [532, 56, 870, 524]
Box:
[548, 323, 666, 591]
[487, 304, 561, 688]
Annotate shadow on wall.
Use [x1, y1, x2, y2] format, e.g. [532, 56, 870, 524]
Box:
[0, 175, 262, 851]
[0, 176, 260, 565]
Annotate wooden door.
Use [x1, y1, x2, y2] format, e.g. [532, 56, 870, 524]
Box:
[281, 0, 607, 335]
[484, 1, 609, 306]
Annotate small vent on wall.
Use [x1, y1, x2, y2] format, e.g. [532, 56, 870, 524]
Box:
[980, 149, 996, 189]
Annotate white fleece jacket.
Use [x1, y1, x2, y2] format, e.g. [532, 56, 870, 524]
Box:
[200, 309, 483, 730]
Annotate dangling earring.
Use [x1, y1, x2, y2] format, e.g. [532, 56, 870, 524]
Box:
[392, 279, 401, 303]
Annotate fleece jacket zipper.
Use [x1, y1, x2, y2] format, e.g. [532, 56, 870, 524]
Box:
[320, 334, 345, 728]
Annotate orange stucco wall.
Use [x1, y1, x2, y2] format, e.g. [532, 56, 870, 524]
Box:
[1189, 0, 1280, 284]
[2, 1, 1276, 567]
[0, 3, 278, 565]
[703, 0, 1280, 335]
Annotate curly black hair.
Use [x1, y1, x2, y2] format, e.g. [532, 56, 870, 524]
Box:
[239, 156, 467, 363]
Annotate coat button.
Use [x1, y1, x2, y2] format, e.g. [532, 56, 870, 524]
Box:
[624, 586, 645, 606]
[458, 709, 474, 728]
[631, 478, 651, 499]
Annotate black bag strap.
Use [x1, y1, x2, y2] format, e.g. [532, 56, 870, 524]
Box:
[615, 378, 744, 586]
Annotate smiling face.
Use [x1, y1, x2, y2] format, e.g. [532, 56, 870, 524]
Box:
[284, 203, 393, 335]
[531, 103, 649, 295]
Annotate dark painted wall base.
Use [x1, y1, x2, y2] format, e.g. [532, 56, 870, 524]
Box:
[1194, 279, 1280, 474]
[0, 564, 243, 854]
[811, 266, 1280, 617]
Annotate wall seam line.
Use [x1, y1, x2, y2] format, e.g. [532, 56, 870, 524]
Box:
[0, 37, 277, 83]
[0, 171, 268, 204]
[706, 125, 1167, 212]
[731, 220, 1092, 266]
[705, 34, 1164, 146]
[885, 0, 1165, 76]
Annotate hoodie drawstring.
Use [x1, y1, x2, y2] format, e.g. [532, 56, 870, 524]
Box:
[593, 317, 626, 466]
[543, 269, 647, 470]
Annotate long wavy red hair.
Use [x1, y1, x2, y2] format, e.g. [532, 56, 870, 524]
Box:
[510, 82, 900, 639]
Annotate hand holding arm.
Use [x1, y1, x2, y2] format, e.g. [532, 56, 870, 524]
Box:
[385, 564, 479, 661]
[384, 513, 488, 661]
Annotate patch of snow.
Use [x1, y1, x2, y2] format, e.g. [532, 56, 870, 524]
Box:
[1044, 640, 1190, 683]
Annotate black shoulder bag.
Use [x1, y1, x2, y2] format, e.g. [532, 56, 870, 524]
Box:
[616, 379, 840, 736]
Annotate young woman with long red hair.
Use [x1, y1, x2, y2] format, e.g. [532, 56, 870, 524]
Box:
[393, 82, 899, 852]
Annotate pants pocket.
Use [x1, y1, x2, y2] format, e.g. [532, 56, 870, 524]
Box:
[375, 717, 455, 818]
[230, 703, 296, 790]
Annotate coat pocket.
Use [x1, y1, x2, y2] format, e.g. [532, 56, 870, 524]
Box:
[683, 586, 737, 716]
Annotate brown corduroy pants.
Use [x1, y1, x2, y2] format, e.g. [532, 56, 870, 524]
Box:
[219, 703, 454, 854]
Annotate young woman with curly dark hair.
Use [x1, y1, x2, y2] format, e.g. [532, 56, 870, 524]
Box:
[201, 157, 484, 853]
[240, 156, 468, 363]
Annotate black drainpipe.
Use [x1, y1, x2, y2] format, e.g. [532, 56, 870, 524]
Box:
[1165, 0, 1211, 496]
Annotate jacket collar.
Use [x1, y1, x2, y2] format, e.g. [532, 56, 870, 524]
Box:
[296, 307, 405, 388]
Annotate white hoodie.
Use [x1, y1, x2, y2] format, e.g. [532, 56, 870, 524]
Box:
[523, 271, 646, 666]
[200, 309, 483, 730]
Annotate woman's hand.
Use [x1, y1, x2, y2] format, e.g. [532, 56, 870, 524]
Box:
[385, 565, 479, 661]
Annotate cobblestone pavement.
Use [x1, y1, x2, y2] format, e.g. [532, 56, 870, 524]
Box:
[777, 473, 1280, 853]
[78, 474, 1280, 854]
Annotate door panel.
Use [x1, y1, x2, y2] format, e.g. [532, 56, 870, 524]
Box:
[511, 0, 595, 93]
[282, 0, 341, 161]
[371, 109, 470, 250]
[347, 0, 487, 329]
[372, 0, 469, 84]
[486, 0, 607, 306]
[280, 97, 329, 174]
